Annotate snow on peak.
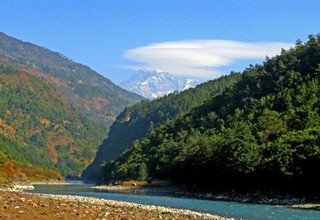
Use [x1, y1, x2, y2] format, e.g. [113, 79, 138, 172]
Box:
[121, 70, 199, 99]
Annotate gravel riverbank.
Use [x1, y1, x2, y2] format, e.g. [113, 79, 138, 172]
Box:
[0, 190, 232, 220]
[291, 204, 320, 211]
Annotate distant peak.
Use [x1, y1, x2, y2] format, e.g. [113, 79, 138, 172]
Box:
[121, 70, 199, 99]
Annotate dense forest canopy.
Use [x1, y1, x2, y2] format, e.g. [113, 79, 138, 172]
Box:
[101, 35, 320, 194]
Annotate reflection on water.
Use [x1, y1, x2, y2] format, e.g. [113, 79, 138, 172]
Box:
[32, 181, 320, 220]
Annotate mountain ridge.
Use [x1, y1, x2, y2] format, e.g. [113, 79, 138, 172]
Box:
[0, 32, 144, 126]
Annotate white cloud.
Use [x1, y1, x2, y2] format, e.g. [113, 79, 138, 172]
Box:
[123, 40, 292, 78]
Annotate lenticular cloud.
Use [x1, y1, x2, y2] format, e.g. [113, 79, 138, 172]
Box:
[123, 40, 292, 78]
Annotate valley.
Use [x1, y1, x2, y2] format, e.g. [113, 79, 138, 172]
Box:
[1, 2, 320, 219]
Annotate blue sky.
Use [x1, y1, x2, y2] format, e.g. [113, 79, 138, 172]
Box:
[0, 1, 320, 84]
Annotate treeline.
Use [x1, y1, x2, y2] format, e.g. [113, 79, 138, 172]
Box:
[102, 35, 320, 194]
[83, 72, 241, 179]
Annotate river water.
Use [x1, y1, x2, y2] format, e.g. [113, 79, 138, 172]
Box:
[32, 181, 320, 220]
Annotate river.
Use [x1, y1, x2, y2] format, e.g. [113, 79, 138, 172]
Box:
[32, 181, 320, 220]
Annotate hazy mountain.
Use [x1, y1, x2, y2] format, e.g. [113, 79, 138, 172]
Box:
[121, 70, 199, 99]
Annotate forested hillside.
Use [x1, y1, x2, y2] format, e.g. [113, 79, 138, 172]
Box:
[84, 72, 241, 179]
[102, 36, 320, 194]
[0, 65, 107, 176]
[0, 32, 143, 178]
[0, 32, 143, 126]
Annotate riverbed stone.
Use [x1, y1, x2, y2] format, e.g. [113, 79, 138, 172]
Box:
[0, 190, 230, 220]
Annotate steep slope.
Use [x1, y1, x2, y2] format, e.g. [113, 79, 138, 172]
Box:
[121, 70, 199, 99]
[0, 125, 62, 184]
[84, 72, 241, 179]
[0, 64, 107, 176]
[0, 32, 143, 126]
[0, 32, 143, 177]
[103, 36, 320, 193]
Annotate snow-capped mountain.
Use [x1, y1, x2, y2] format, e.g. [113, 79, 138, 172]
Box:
[121, 70, 199, 99]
